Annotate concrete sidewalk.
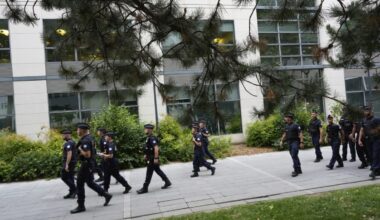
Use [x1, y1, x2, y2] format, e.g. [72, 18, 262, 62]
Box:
[0, 146, 379, 220]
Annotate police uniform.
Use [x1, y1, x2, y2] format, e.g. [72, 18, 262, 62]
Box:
[339, 117, 356, 161]
[326, 119, 344, 169]
[192, 125, 215, 177]
[354, 121, 369, 168]
[60, 130, 77, 199]
[369, 118, 380, 178]
[361, 115, 375, 166]
[200, 123, 217, 164]
[137, 124, 171, 194]
[71, 123, 112, 214]
[285, 121, 302, 176]
[94, 129, 107, 182]
[308, 117, 323, 161]
[102, 132, 131, 193]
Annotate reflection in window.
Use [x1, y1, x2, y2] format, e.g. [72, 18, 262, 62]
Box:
[0, 19, 10, 63]
[0, 96, 15, 131]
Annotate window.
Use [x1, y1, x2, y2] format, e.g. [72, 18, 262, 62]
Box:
[258, 0, 315, 7]
[257, 9, 320, 67]
[48, 90, 138, 128]
[166, 83, 242, 134]
[0, 96, 15, 130]
[0, 19, 10, 63]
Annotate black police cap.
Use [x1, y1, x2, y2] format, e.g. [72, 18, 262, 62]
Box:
[284, 113, 294, 119]
[61, 129, 72, 134]
[97, 127, 106, 133]
[199, 119, 207, 124]
[144, 124, 154, 129]
[77, 123, 90, 130]
[327, 114, 333, 119]
[105, 131, 116, 138]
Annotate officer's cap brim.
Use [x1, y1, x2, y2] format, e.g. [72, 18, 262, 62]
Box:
[77, 123, 90, 130]
[144, 124, 154, 129]
[61, 130, 72, 134]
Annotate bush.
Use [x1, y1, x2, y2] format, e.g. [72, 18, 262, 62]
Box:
[90, 105, 145, 169]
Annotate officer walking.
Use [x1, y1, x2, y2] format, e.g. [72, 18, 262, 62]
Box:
[368, 117, 380, 179]
[358, 106, 375, 169]
[350, 121, 369, 169]
[339, 114, 356, 162]
[308, 111, 323, 162]
[191, 124, 216, 178]
[60, 129, 77, 199]
[199, 120, 217, 164]
[280, 113, 304, 177]
[325, 115, 344, 170]
[94, 128, 107, 183]
[137, 124, 172, 194]
[100, 131, 132, 193]
[71, 123, 112, 214]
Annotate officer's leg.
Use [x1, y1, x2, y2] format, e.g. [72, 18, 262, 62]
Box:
[76, 165, 87, 207]
[336, 144, 344, 166]
[204, 143, 216, 162]
[349, 138, 356, 161]
[356, 141, 368, 168]
[313, 135, 322, 159]
[67, 165, 77, 194]
[293, 142, 301, 170]
[366, 140, 374, 168]
[193, 151, 200, 173]
[85, 169, 107, 197]
[342, 136, 348, 160]
[111, 168, 130, 188]
[103, 165, 111, 192]
[328, 143, 337, 168]
[153, 164, 169, 181]
[372, 141, 380, 174]
[143, 162, 154, 188]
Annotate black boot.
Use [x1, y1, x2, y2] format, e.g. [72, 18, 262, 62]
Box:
[326, 165, 333, 170]
[104, 193, 112, 206]
[358, 163, 368, 169]
[123, 185, 132, 194]
[297, 168, 302, 174]
[190, 172, 199, 178]
[161, 180, 172, 189]
[336, 164, 344, 168]
[70, 205, 86, 214]
[314, 158, 321, 163]
[212, 159, 217, 165]
[291, 171, 298, 177]
[137, 186, 148, 194]
[63, 192, 76, 199]
[211, 167, 216, 175]
[349, 158, 356, 162]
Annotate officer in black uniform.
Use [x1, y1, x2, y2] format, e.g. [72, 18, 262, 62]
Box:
[137, 124, 172, 194]
[60, 129, 77, 199]
[368, 117, 380, 179]
[326, 115, 344, 170]
[94, 128, 106, 183]
[339, 114, 356, 162]
[308, 110, 323, 162]
[350, 121, 369, 169]
[359, 106, 375, 169]
[71, 123, 112, 214]
[280, 113, 304, 177]
[191, 124, 216, 178]
[100, 132, 132, 193]
[199, 120, 217, 164]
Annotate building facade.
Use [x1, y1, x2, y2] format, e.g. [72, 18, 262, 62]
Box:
[0, 0, 346, 141]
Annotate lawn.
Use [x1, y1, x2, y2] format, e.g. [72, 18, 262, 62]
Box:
[161, 184, 380, 220]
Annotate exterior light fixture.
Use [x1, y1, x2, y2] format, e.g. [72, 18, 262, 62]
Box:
[56, 28, 67, 36]
[0, 29, 9, 36]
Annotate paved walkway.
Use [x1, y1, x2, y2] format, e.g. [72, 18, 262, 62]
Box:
[0, 146, 379, 220]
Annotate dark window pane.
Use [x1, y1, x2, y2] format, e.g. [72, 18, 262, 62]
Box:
[302, 45, 317, 55]
[301, 33, 318, 43]
[0, 115, 14, 131]
[0, 50, 10, 63]
[110, 90, 138, 106]
[45, 47, 75, 62]
[0, 96, 13, 115]
[345, 77, 363, 91]
[260, 45, 280, 56]
[167, 87, 191, 103]
[303, 56, 319, 65]
[258, 21, 277, 32]
[218, 101, 242, 134]
[279, 22, 298, 32]
[259, 33, 278, 44]
[81, 91, 108, 110]
[78, 48, 103, 61]
[257, 10, 273, 20]
[216, 83, 239, 101]
[347, 92, 364, 107]
[81, 111, 96, 123]
[282, 57, 301, 66]
[280, 33, 299, 43]
[167, 104, 193, 126]
[261, 57, 280, 65]
[49, 93, 79, 111]
[50, 112, 80, 129]
[257, 0, 276, 6]
[303, 0, 316, 7]
[281, 45, 300, 55]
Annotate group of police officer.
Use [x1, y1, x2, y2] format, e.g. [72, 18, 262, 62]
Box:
[281, 106, 380, 179]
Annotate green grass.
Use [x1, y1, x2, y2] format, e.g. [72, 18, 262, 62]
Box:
[161, 184, 380, 220]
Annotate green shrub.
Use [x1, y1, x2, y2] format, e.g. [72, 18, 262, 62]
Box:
[90, 105, 145, 169]
[0, 160, 12, 182]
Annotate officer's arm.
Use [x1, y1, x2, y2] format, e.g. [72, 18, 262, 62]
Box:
[78, 143, 91, 158]
[280, 132, 286, 142]
[154, 145, 159, 158]
[359, 127, 364, 141]
[66, 150, 72, 166]
[202, 131, 210, 137]
[299, 131, 304, 144]
[340, 128, 345, 142]
[319, 126, 323, 139]
[351, 124, 356, 137]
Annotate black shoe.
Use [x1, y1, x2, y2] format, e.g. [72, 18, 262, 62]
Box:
[336, 164, 344, 168]
[104, 193, 112, 206]
[212, 160, 217, 165]
[211, 167, 216, 175]
[314, 158, 321, 163]
[123, 185, 132, 194]
[192, 170, 200, 172]
[369, 171, 376, 180]
[349, 159, 356, 162]
[70, 206, 86, 214]
[137, 187, 148, 194]
[297, 169, 302, 174]
[358, 163, 368, 169]
[63, 192, 76, 199]
[326, 165, 333, 170]
[291, 171, 298, 177]
[95, 177, 104, 182]
[161, 180, 172, 189]
[191, 173, 199, 178]
[342, 158, 347, 161]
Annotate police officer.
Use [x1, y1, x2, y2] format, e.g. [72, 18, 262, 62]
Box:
[280, 113, 304, 177]
[326, 115, 344, 170]
[191, 124, 216, 178]
[350, 121, 369, 169]
[308, 110, 323, 162]
[71, 123, 112, 214]
[94, 128, 106, 183]
[100, 132, 132, 193]
[199, 120, 217, 164]
[339, 114, 356, 162]
[358, 106, 375, 169]
[137, 124, 172, 194]
[369, 117, 380, 179]
[60, 129, 77, 199]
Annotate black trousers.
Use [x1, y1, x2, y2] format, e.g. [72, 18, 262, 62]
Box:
[94, 159, 104, 178]
[77, 161, 106, 206]
[342, 134, 356, 160]
[61, 163, 76, 194]
[103, 160, 130, 191]
[356, 135, 368, 165]
[202, 142, 216, 161]
[329, 140, 343, 167]
[143, 160, 169, 188]
[193, 149, 213, 172]
[365, 138, 374, 167]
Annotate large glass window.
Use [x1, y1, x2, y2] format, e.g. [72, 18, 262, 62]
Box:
[48, 90, 138, 128]
[258, 0, 315, 7]
[257, 8, 320, 67]
[0, 96, 15, 131]
[0, 19, 10, 63]
[167, 83, 242, 134]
